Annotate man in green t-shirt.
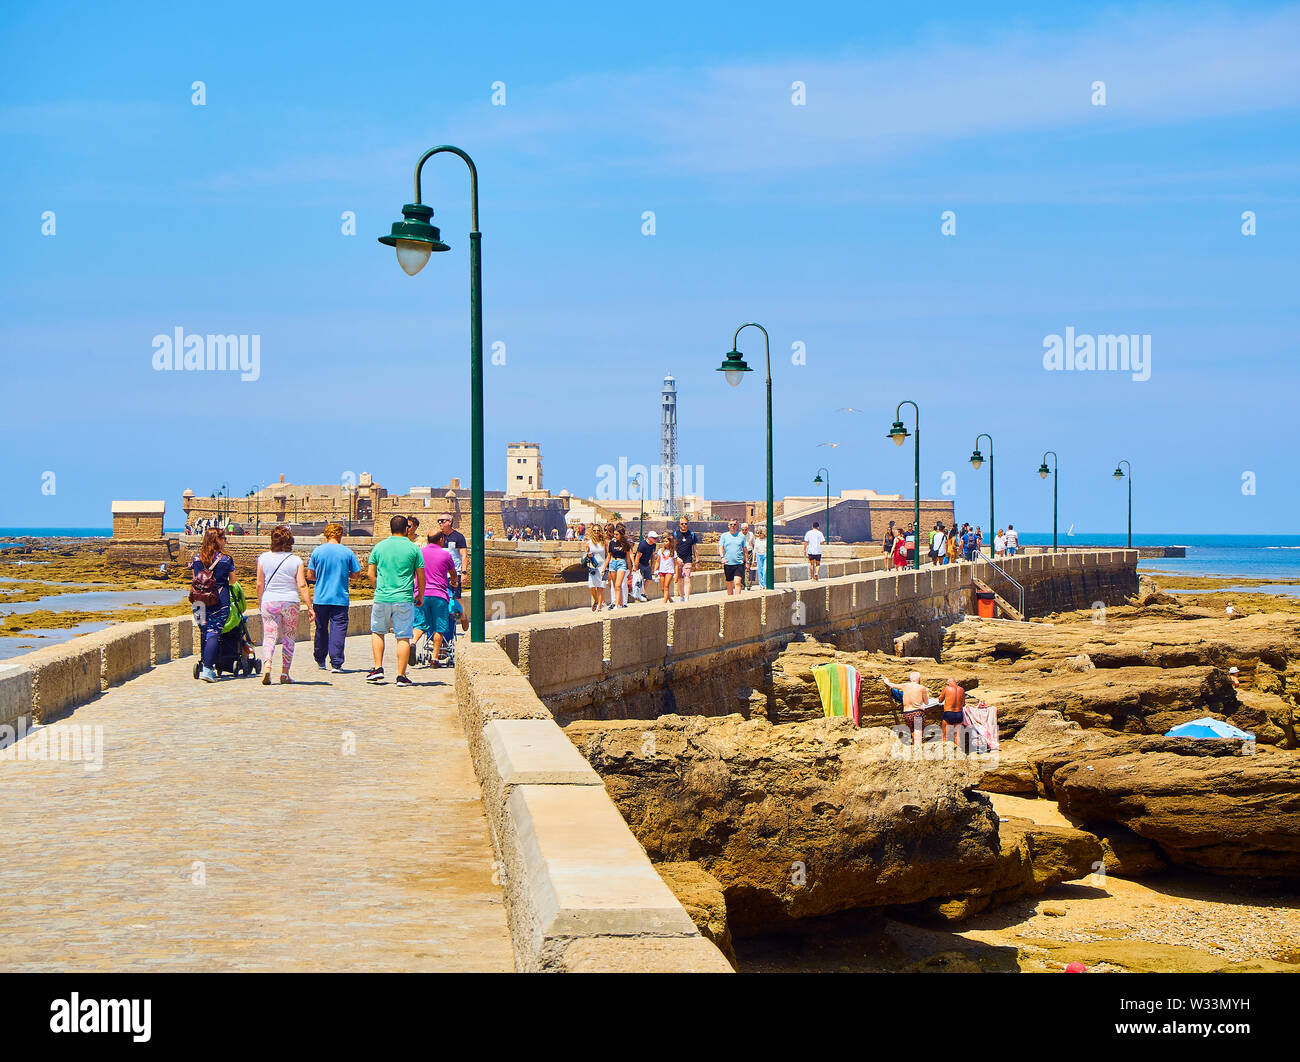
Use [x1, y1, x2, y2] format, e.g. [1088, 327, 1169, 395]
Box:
[367, 515, 424, 686]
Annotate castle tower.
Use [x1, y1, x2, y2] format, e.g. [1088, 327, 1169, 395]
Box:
[661, 375, 678, 516]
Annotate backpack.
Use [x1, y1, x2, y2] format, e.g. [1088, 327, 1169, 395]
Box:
[190, 561, 219, 607]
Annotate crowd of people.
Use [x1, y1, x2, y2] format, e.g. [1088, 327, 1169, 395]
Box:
[881, 519, 1019, 568]
[579, 516, 777, 608]
[497, 525, 563, 541]
[187, 512, 470, 686]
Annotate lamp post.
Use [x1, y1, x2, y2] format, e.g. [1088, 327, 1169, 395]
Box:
[1038, 451, 1059, 552]
[718, 323, 774, 589]
[289, 493, 296, 526]
[1113, 460, 1132, 549]
[813, 468, 831, 543]
[632, 473, 645, 542]
[886, 401, 921, 570]
[970, 434, 994, 559]
[344, 484, 354, 537]
[379, 144, 485, 642]
[246, 486, 263, 535]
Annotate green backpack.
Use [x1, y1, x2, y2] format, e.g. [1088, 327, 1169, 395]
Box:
[222, 581, 247, 634]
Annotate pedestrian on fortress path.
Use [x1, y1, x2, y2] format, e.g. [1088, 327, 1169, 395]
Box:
[367, 515, 424, 686]
[675, 517, 700, 600]
[804, 521, 825, 580]
[941, 677, 966, 745]
[437, 513, 469, 600]
[633, 530, 656, 602]
[753, 524, 768, 587]
[892, 529, 908, 569]
[656, 534, 678, 603]
[881, 670, 931, 746]
[256, 525, 313, 686]
[189, 528, 235, 682]
[882, 520, 895, 559]
[413, 530, 458, 666]
[962, 524, 978, 562]
[1005, 525, 1019, 556]
[975, 526, 984, 555]
[947, 527, 960, 565]
[929, 522, 945, 567]
[604, 524, 632, 608]
[405, 515, 421, 544]
[741, 522, 755, 589]
[307, 522, 360, 673]
[994, 528, 1007, 557]
[719, 519, 748, 596]
[585, 525, 608, 610]
[566, 525, 576, 541]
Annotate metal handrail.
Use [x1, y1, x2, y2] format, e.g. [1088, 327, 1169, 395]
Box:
[975, 551, 1025, 618]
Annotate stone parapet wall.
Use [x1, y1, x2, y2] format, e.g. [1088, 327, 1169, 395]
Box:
[486, 550, 1138, 725]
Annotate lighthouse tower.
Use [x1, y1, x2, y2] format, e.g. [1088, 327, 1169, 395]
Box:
[661, 375, 678, 517]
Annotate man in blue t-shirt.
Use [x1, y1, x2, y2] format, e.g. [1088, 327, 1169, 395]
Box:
[307, 523, 361, 672]
[719, 519, 748, 596]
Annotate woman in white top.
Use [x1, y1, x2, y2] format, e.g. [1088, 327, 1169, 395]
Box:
[994, 529, 1007, 557]
[256, 525, 312, 684]
[586, 526, 608, 611]
[656, 534, 678, 604]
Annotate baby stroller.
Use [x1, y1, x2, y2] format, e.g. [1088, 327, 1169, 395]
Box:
[192, 581, 262, 679]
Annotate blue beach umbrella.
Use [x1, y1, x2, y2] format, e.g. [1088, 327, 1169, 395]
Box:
[1165, 717, 1255, 741]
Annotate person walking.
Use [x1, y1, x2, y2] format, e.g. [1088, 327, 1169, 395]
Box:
[753, 524, 768, 588]
[994, 528, 1007, 557]
[256, 525, 312, 685]
[585, 525, 608, 610]
[947, 526, 960, 565]
[1005, 524, 1019, 556]
[742, 522, 756, 590]
[656, 533, 678, 603]
[366, 515, 424, 686]
[881, 520, 895, 561]
[413, 529, 458, 667]
[675, 517, 699, 601]
[719, 518, 748, 595]
[604, 524, 632, 608]
[189, 528, 234, 682]
[804, 521, 825, 580]
[892, 529, 908, 569]
[633, 529, 656, 602]
[307, 522, 360, 672]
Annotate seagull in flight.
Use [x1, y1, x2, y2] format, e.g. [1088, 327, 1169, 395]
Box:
[818, 442, 841, 448]
[836, 407, 862, 413]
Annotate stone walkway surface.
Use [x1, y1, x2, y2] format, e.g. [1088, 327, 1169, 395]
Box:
[0, 635, 514, 971]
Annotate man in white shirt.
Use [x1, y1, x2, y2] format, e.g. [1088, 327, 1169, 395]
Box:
[804, 522, 826, 581]
[929, 524, 946, 567]
[1004, 525, 1018, 555]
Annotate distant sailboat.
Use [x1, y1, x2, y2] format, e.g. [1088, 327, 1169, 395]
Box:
[1067, 523, 1075, 536]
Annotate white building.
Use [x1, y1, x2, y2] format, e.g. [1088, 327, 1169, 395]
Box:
[506, 442, 543, 498]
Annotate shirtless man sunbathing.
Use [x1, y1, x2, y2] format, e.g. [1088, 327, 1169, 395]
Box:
[881, 670, 930, 744]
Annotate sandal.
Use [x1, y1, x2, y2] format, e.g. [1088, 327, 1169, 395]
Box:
[280, 674, 293, 684]
[261, 672, 271, 686]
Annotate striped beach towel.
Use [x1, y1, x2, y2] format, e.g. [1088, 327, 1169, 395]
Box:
[813, 662, 862, 726]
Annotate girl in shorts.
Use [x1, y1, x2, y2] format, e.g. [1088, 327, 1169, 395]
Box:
[656, 533, 678, 604]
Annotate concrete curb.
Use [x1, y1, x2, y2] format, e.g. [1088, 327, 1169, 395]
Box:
[455, 642, 732, 973]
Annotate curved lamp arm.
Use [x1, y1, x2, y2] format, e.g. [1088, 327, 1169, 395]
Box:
[732, 322, 771, 382]
[414, 146, 480, 232]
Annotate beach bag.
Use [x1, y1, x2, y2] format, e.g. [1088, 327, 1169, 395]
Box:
[190, 562, 219, 607]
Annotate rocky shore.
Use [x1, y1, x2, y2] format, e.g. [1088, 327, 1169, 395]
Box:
[565, 572, 1300, 972]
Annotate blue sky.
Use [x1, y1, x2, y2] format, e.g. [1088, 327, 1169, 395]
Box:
[1, 1, 1297, 534]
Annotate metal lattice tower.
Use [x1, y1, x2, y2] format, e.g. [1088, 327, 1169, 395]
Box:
[661, 374, 678, 516]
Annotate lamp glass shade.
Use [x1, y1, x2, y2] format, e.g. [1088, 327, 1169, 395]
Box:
[813, 474, 823, 484]
[717, 350, 751, 387]
[888, 421, 908, 446]
[1113, 468, 1125, 480]
[970, 450, 984, 470]
[1038, 463, 1051, 479]
[395, 239, 432, 276]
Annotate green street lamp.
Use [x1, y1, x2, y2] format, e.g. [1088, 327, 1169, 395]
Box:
[379, 144, 486, 642]
[970, 433, 994, 560]
[718, 323, 774, 589]
[1038, 450, 1059, 552]
[813, 468, 831, 543]
[886, 401, 921, 569]
[1113, 460, 1132, 549]
[246, 485, 263, 535]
